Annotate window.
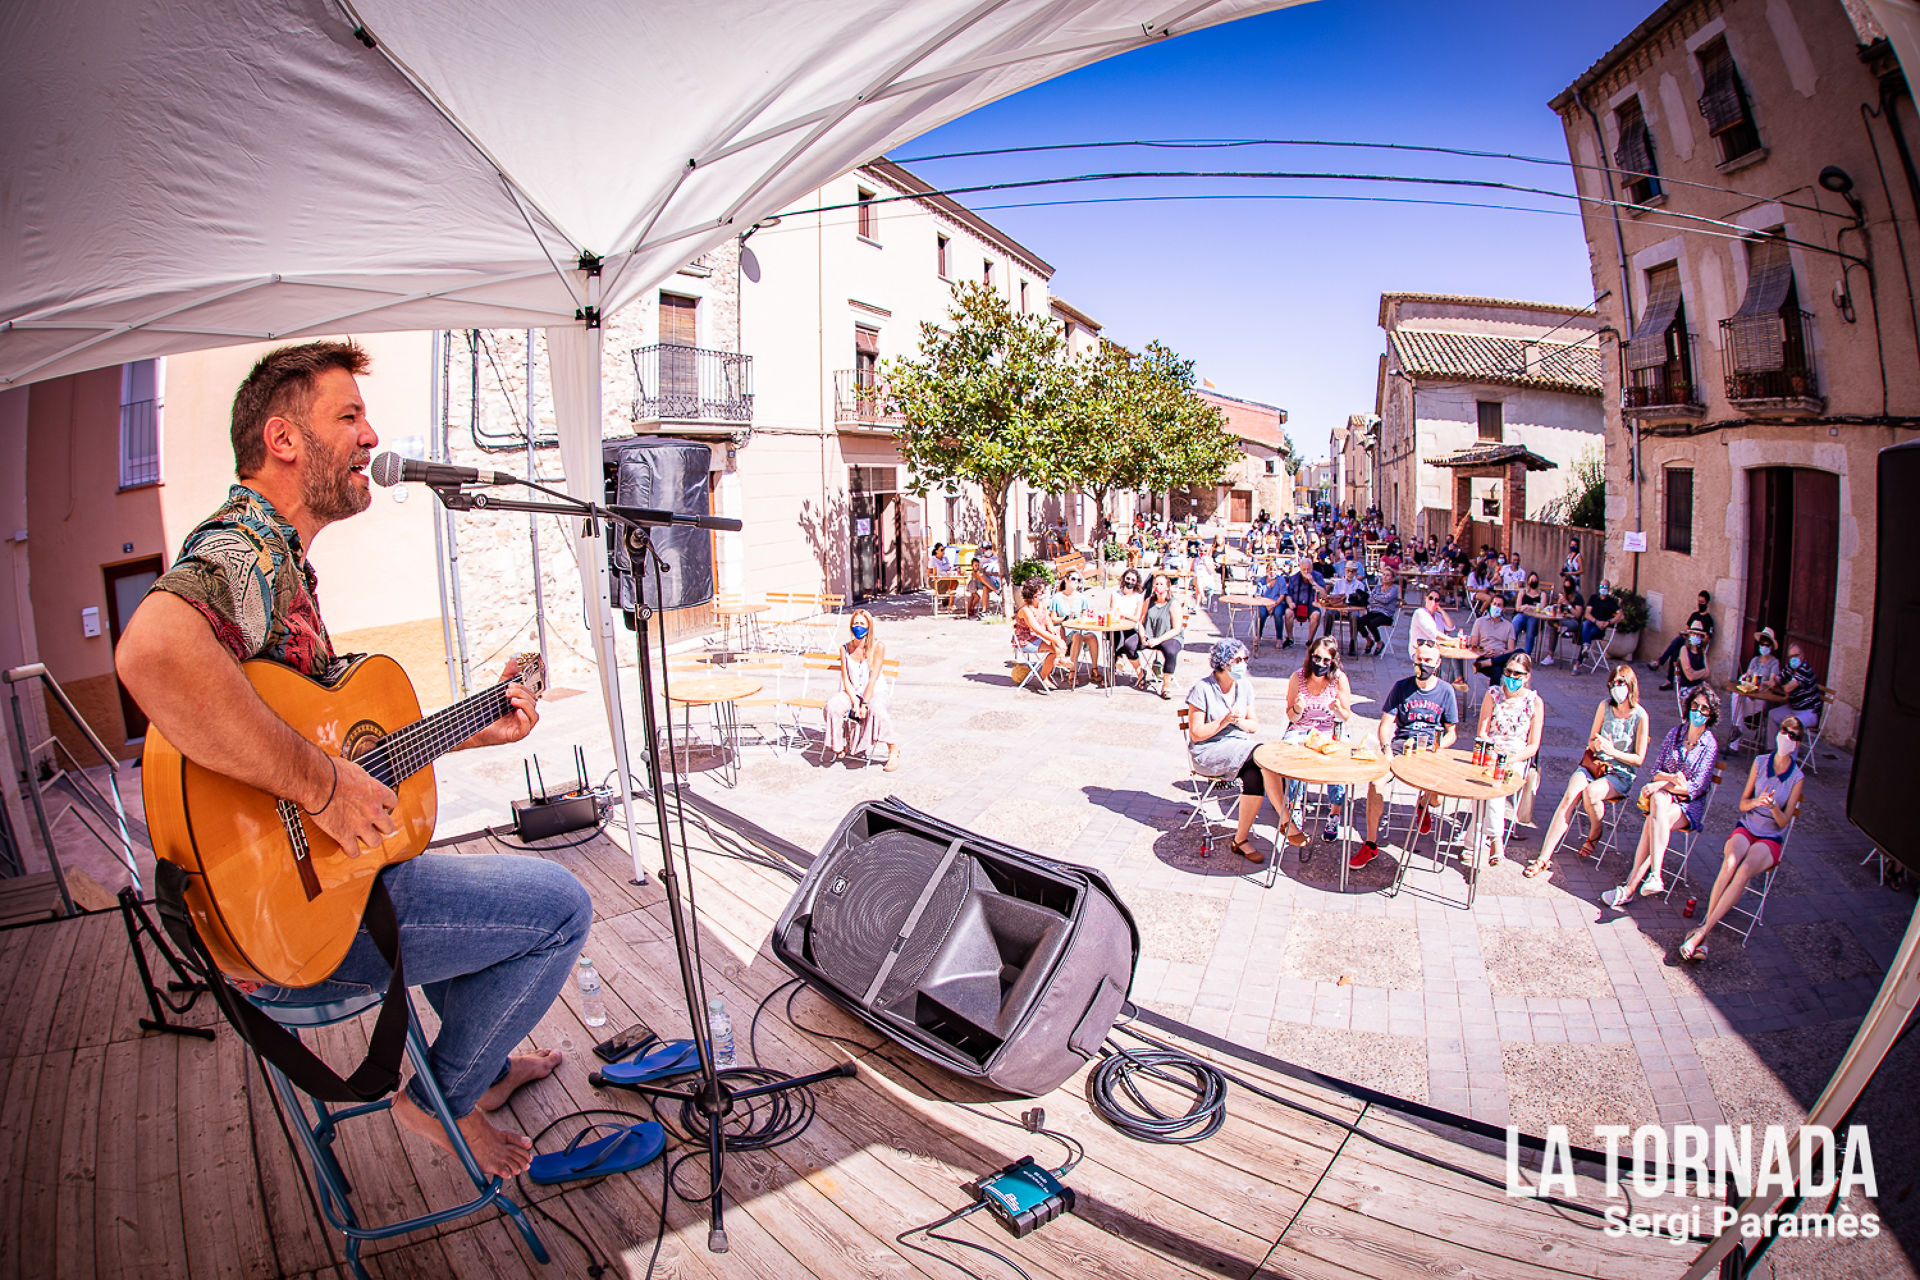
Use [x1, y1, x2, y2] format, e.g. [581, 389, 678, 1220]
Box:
[936, 233, 950, 278]
[1625, 263, 1697, 407]
[1019, 281, 1029, 313]
[1613, 97, 1661, 204]
[119, 359, 160, 489]
[1476, 400, 1504, 443]
[1722, 233, 1816, 400]
[1696, 38, 1762, 164]
[856, 187, 876, 241]
[983, 260, 995, 288]
[853, 325, 880, 386]
[1664, 466, 1694, 554]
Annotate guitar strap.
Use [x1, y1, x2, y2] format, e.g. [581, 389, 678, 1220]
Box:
[155, 860, 411, 1103]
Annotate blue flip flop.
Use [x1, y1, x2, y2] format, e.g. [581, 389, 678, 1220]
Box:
[528, 1121, 667, 1185]
[596, 1038, 702, 1085]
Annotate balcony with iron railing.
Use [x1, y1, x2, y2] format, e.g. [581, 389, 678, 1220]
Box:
[1624, 330, 1704, 422]
[630, 343, 753, 425]
[834, 369, 904, 428]
[1720, 309, 1821, 412]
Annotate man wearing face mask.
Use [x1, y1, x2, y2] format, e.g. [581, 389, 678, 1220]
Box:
[1350, 638, 1459, 871]
[1647, 590, 1716, 690]
[1467, 597, 1521, 688]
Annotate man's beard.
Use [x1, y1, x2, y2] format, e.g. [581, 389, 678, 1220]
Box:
[298, 425, 371, 523]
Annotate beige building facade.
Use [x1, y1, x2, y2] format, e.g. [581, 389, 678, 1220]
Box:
[1374, 294, 1605, 546]
[1330, 414, 1377, 513]
[1552, 0, 1920, 747]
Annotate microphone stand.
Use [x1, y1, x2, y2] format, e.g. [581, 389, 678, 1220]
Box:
[425, 479, 852, 1253]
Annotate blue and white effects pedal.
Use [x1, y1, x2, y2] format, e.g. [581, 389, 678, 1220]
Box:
[972, 1157, 1075, 1238]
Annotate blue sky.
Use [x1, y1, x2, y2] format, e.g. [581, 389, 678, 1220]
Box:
[896, 0, 1659, 461]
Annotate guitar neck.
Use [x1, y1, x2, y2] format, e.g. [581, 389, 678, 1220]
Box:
[363, 681, 514, 789]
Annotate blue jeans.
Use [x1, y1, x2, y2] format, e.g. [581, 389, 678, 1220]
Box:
[1255, 605, 1281, 638]
[254, 853, 592, 1118]
[1511, 613, 1537, 654]
[1580, 620, 1607, 645]
[1284, 777, 1348, 819]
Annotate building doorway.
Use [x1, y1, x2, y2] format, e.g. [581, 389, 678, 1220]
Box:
[659, 293, 698, 410]
[102, 556, 164, 740]
[849, 465, 902, 602]
[1742, 467, 1838, 679]
[1229, 490, 1251, 524]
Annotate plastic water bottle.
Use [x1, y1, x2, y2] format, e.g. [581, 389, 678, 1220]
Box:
[576, 957, 607, 1027]
[707, 997, 736, 1069]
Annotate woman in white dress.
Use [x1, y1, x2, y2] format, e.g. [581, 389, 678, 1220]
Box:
[824, 608, 899, 770]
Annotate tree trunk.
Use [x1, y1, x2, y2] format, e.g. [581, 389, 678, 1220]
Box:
[1091, 485, 1111, 585]
[981, 481, 1011, 589]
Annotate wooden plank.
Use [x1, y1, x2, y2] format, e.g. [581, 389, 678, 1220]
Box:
[212, 1032, 281, 1280]
[240, 1042, 340, 1279]
[73, 910, 134, 1051]
[91, 1040, 142, 1279]
[0, 1050, 44, 1280]
[55, 1045, 105, 1280]
[299, 1020, 436, 1260]
[16, 1048, 73, 1276]
[131, 1031, 191, 1278]
[44, 913, 114, 1054]
[0, 922, 45, 1058]
[7, 916, 80, 1059]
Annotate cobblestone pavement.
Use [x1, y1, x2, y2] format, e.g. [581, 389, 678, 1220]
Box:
[438, 590, 1920, 1275]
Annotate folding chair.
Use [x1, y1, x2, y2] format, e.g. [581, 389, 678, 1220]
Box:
[1799, 690, 1836, 775]
[1714, 799, 1798, 945]
[1009, 639, 1049, 692]
[1657, 759, 1725, 900]
[847, 658, 902, 766]
[730, 655, 793, 755]
[1578, 791, 1630, 873]
[781, 653, 843, 758]
[1175, 707, 1235, 856]
[1570, 622, 1616, 676]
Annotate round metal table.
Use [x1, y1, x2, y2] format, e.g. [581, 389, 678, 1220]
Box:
[1252, 738, 1392, 890]
[665, 672, 762, 787]
[1386, 746, 1526, 908]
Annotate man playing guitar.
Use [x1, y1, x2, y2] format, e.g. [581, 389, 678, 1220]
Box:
[115, 340, 589, 1177]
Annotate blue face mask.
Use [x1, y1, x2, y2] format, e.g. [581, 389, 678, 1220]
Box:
[1229, 661, 1248, 681]
[1502, 674, 1524, 693]
[850, 624, 869, 639]
[1689, 708, 1708, 727]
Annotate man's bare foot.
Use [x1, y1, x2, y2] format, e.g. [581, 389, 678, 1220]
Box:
[476, 1048, 563, 1112]
[391, 1089, 533, 1178]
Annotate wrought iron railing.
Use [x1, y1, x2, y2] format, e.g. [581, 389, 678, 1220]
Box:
[119, 398, 160, 488]
[834, 369, 904, 426]
[1624, 330, 1702, 411]
[1721, 309, 1818, 403]
[630, 343, 753, 423]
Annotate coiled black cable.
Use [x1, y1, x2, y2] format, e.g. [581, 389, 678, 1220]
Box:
[1087, 1042, 1228, 1144]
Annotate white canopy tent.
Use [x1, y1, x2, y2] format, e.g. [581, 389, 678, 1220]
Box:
[1, 0, 1304, 880]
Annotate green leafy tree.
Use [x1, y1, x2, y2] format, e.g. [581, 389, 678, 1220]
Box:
[1281, 432, 1303, 476]
[1541, 447, 1605, 530]
[885, 282, 1076, 569]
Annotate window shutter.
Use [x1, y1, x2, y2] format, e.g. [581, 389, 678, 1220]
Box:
[1627, 268, 1685, 370]
[1726, 238, 1794, 373]
[1696, 45, 1750, 135]
[1613, 102, 1654, 175]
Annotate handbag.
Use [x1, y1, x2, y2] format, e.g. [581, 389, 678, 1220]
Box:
[1580, 746, 1608, 778]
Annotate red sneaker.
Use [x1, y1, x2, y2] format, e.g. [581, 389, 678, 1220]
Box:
[1348, 841, 1379, 871]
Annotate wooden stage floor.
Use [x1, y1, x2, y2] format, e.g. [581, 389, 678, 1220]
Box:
[0, 817, 1716, 1279]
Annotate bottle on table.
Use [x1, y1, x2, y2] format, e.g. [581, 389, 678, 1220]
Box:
[707, 997, 736, 1069]
[577, 956, 607, 1028]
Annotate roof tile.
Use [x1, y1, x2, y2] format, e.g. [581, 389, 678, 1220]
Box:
[1390, 329, 1602, 395]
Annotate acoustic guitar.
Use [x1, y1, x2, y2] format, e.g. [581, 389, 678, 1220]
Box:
[144, 652, 543, 988]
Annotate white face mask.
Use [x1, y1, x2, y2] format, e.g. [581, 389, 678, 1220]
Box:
[1610, 683, 1629, 704]
[1777, 733, 1797, 758]
[1488, 605, 1502, 618]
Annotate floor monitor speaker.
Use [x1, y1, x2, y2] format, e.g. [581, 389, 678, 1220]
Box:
[602, 436, 716, 616]
[1848, 440, 1919, 874]
[774, 800, 1138, 1097]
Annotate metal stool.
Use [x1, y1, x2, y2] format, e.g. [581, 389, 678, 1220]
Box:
[250, 991, 550, 1279]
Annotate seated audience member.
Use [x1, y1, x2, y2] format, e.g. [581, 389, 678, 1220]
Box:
[1193, 547, 1221, 607]
[1012, 578, 1069, 691]
[929, 542, 957, 578]
[1408, 588, 1451, 658]
[1471, 653, 1544, 866]
[1186, 639, 1284, 864]
[1274, 637, 1355, 854]
[1465, 559, 1497, 613]
[1511, 573, 1546, 656]
[1138, 574, 1187, 699]
[968, 548, 1003, 617]
[1280, 564, 1322, 649]
[1467, 599, 1521, 683]
[1648, 590, 1716, 690]
[823, 609, 900, 770]
[1581, 579, 1621, 646]
[1498, 553, 1528, 603]
[1250, 568, 1287, 655]
[1679, 715, 1806, 962]
[1543, 576, 1585, 666]
[1107, 569, 1150, 685]
[1602, 686, 1721, 909]
[1351, 638, 1460, 871]
[1674, 621, 1712, 708]
[1768, 642, 1825, 740]
[1356, 570, 1402, 656]
[1047, 570, 1101, 688]
[1727, 627, 1784, 752]
[1527, 665, 1649, 878]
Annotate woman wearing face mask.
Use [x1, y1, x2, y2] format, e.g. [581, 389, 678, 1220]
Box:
[1511, 574, 1545, 657]
[1107, 569, 1150, 685]
[1527, 665, 1648, 878]
[1470, 653, 1543, 867]
[824, 609, 899, 770]
[1674, 622, 1711, 712]
[1048, 571, 1100, 688]
[1603, 685, 1720, 909]
[1679, 715, 1807, 961]
[1138, 574, 1187, 699]
[1275, 638, 1354, 854]
[1727, 628, 1784, 752]
[1185, 640, 1280, 862]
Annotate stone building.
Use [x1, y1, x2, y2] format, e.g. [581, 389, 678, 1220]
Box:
[1373, 294, 1605, 549]
[1146, 389, 1290, 525]
[1330, 414, 1377, 514]
[1550, 0, 1920, 747]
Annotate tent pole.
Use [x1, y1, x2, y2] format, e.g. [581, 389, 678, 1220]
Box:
[526, 330, 550, 673]
[430, 330, 459, 702]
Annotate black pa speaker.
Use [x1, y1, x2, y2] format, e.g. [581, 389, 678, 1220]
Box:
[773, 799, 1138, 1097]
[1848, 440, 1919, 875]
[602, 436, 716, 617]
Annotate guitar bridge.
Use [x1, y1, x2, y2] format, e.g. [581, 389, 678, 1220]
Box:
[277, 799, 324, 901]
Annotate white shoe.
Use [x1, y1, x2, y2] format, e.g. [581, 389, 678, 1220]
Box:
[1642, 874, 1664, 897]
[1601, 885, 1633, 910]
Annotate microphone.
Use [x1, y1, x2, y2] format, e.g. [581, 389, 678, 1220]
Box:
[369, 452, 516, 488]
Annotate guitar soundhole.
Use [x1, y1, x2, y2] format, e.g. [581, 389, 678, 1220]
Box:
[341, 719, 385, 761]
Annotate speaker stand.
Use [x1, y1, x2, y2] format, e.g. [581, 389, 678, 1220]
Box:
[595, 523, 853, 1252]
